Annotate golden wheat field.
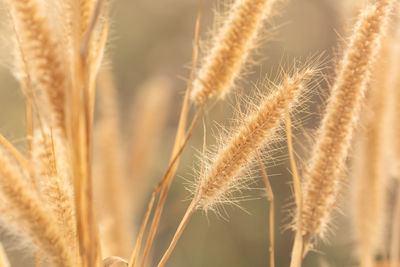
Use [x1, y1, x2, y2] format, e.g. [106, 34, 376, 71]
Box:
[0, 0, 399, 266]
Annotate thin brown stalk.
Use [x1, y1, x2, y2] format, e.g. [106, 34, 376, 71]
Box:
[391, 182, 400, 267]
[157, 200, 196, 267]
[138, 1, 203, 265]
[286, 110, 305, 267]
[0, 243, 10, 267]
[256, 152, 275, 267]
[191, 0, 280, 105]
[139, 107, 203, 267]
[292, 1, 394, 265]
[0, 134, 29, 172]
[128, 193, 156, 267]
[67, 0, 105, 265]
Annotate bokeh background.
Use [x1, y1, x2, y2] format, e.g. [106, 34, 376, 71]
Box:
[0, 0, 367, 266]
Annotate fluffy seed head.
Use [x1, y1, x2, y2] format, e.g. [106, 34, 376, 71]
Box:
[195, 68, 315, 211]
[191, 0, 280, 105]
[298, 0, 394, 239]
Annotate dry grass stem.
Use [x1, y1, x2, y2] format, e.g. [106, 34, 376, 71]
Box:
[0, 243, 10, 267]
[256, 152, 275, 267]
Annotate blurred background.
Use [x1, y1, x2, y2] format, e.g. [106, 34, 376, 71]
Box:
[0, 0, 365, 266]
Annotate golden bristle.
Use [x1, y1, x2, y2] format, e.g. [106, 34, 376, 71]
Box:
[298, 0, 394, 239]
[31, 127, 76, 245]
[191, 0, 280, 105]
[197, 68, 314, 210]
[0, 149, 76, 267]
[8, 0, 67, 131]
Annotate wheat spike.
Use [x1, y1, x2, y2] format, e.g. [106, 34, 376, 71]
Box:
[157, 67, 315, 267]
[8, 0, 67, 131]
[191, 0, 280, 105]
[196, 68, 314, 210]
[298, 0, 394, 240]
[32, 127, 76, 245]
[0, 149, 76, 267]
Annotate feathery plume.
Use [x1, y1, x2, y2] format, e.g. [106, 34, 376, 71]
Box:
[7, 0, 67, 131]
[157, 67, 315, 267]
[191, 0, 280, 105]
[31, 127, 76, 245]
[0, 149, 76, 267]
[196, 68, 313, 210]
[298, 0, 394, 240]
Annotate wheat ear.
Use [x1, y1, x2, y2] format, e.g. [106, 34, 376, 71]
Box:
[299, 0, 393, 240]
[157, 68, 314, 267]
[0, 150, 76, 267]
[32, 128, 76, 245]
[290, 3, 394, 264]
[7, 0, 67, 131]
[191, 0, 280, 105]
[197, 69, 313, 210]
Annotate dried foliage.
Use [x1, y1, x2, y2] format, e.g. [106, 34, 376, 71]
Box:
[0, 0, 399, 267]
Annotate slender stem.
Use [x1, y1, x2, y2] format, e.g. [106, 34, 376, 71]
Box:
[139, 2, 203, 265]
[285, 110, 302, 214]
[129, 193, 156, 267]
[0, 243, 10, 267]
[256, 152, 275, 267]
[0, 134, 30, 171]
[290, 231, 304, 267]
[286, 110, 305, 267]
[390, 182, 400, 267]
[157, 201, 197, 267]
